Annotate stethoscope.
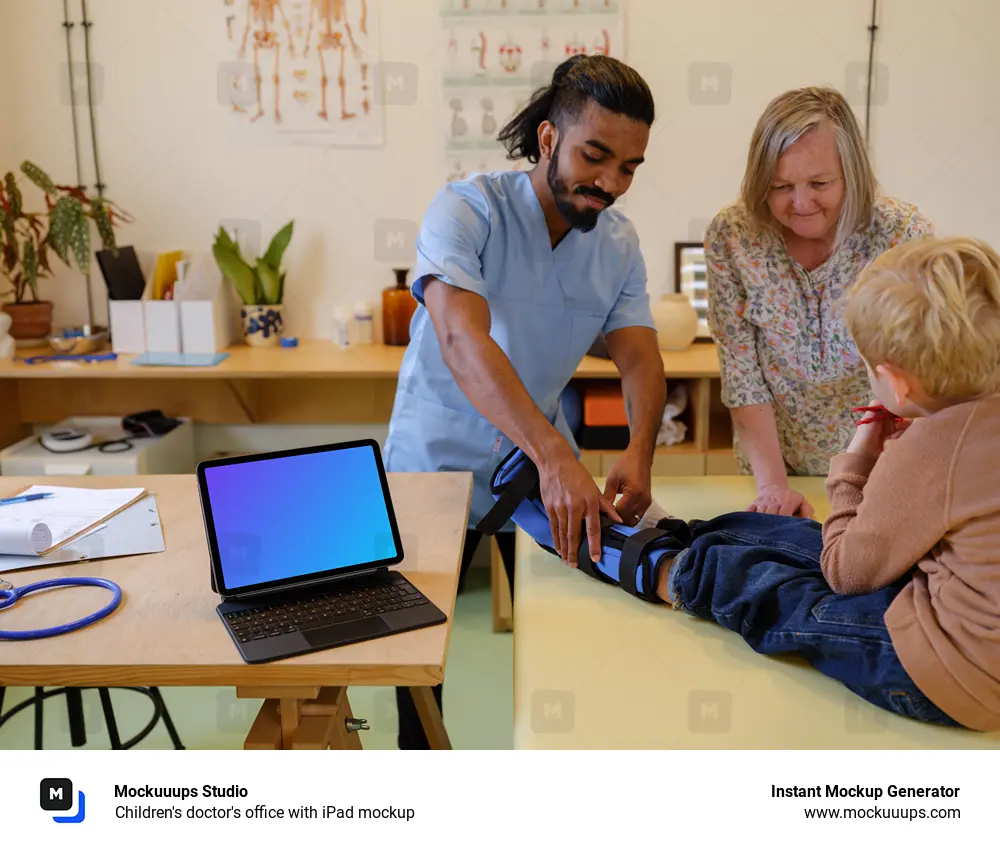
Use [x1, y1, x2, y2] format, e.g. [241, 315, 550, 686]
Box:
[0, 576, 122, 640]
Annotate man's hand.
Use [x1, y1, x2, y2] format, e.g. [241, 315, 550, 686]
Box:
[747, 484, 815, 518]
[847, 399, 911, 461]
[603, 446, 652, 526]
[539, 447, 622, 567]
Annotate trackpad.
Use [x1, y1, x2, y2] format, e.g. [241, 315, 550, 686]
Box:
[304, 616, 391, 648]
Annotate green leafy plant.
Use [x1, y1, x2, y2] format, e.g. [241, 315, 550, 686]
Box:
[212, 220, 294, 306]
[0, 161, 131, 303]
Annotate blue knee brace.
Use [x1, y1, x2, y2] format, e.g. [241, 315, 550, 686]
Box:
[476, 447, 691, 603]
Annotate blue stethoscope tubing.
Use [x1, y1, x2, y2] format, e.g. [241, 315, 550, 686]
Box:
[0, 577, 122, 640]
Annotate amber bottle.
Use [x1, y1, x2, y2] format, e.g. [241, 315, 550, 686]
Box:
[382, 267, 418, 346]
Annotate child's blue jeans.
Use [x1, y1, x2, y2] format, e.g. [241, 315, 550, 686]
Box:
[664, 511, 962, 728]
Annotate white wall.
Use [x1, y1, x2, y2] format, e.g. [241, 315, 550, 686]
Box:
[3, 0, 999, 336]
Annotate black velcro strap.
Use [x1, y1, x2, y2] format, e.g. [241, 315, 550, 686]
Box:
[618, 527, 671, 599]
[576, 541, 616, 584]
[655, 517, 694, 548]
[476, 459, 539, 536]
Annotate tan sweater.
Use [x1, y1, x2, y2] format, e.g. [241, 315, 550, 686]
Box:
[821, 393, 1000, 732]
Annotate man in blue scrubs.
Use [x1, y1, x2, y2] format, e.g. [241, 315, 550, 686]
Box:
[384, 55, 666, 748]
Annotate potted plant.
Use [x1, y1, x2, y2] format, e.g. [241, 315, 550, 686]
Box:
[0, 161, 129, 344]
[212, 220, 293, 347]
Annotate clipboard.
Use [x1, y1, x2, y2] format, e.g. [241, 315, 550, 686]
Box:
[0, 485, 150, 556]
[0, 493, 165, 573]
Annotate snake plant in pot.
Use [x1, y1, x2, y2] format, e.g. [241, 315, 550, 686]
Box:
[212, 220, 294, 347]
[0, 161, 129, 344]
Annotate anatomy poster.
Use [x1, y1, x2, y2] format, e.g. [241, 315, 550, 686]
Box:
[220, 0, 384, 146]
[440, 0, 625, 182]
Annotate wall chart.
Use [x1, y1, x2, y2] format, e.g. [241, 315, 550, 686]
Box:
[220, 0, 385, 146]
[440, 0, 625, 182]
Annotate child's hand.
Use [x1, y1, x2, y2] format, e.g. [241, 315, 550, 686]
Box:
[847, 399, 909, 460]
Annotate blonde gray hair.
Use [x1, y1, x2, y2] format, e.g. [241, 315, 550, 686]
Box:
[740, 87, 878, 249]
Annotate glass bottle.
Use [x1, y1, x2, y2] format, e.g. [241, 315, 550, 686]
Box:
[382, 268, 418, 346]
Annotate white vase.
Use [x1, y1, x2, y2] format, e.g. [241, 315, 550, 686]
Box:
[0, 312, 14, 361]
[651, 294, 699, 351]
[241, 304, 284, 347]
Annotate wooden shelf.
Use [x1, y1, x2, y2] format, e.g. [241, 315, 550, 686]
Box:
[0, 341, 729, 478]
[0, 340, 721, 381]
[709, 410, 734, 452]
[706, 403, 740, 475]
[580, 440, 700, 458]
[581, 440, 706, 477]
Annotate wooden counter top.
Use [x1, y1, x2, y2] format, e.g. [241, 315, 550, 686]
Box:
[0, 471, 473, 688]
[0, 340, 721, 380]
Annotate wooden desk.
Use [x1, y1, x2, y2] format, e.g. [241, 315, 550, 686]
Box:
[513, 476, 1000, 749]
[0, 340, 731, 470]
[0, 471, 473, 750]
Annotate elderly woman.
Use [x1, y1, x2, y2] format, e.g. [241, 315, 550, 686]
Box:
[706, 86, 933, 518]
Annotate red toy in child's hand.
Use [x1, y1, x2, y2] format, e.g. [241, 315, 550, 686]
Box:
[852, 404, 905, 426]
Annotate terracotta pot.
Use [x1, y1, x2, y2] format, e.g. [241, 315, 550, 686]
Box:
[2, 300, 54, 346]
[240, 304, 284, 347]
[651, 294, 699, 351]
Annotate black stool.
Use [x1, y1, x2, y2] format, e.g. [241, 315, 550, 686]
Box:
[0, 685, 184, 749]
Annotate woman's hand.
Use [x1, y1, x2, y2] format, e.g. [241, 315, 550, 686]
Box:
[847, 399, 911, 461]
[747, 484, 815, 518]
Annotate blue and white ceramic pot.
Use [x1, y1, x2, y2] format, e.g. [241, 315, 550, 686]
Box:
[240, 304, 284, 347]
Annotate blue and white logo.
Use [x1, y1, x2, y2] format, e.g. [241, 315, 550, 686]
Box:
[40, 778, 86, 823]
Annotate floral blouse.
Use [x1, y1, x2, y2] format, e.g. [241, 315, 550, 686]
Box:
[705, 196, 934, 476]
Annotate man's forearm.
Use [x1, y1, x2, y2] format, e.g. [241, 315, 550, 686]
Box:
[606, 327, 665, 462]
[440, 330, 571, 468]
[621, 358, 666, 461]
[730, 403, 787, 488]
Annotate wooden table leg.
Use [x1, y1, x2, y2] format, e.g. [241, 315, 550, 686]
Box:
[409, 686, 452, 749]
[237, 686, 367, 751]
[491, 537, 513, 633]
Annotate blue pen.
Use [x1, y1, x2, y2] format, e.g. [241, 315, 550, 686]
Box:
[0, 492, 53, 506]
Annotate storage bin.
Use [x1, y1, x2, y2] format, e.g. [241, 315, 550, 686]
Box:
[144, 300, 182, 353]
[180, 283, 240, 354]
[109, 301, 147, 354]
[0, 416, 196, 476]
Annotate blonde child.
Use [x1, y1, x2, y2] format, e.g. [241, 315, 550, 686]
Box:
[618, 236, 1000, 730]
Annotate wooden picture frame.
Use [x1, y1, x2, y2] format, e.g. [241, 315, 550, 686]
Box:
[673, 241, 711, 339]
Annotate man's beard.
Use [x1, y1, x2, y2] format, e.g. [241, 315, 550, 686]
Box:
[546, 141, 615, 233]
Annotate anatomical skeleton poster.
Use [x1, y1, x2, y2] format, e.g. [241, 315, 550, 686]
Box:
[440, 0, 625, 182]
[220, 0, 384, 146]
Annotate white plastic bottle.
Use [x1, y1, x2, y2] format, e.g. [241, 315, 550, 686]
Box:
[353, 302, 374, 345]
[333, 307, 352, 348]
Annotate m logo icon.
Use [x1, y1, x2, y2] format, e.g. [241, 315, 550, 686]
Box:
[40, 778, 86, 823]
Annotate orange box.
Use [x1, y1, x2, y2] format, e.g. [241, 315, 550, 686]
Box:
[583, 382, 629, 426]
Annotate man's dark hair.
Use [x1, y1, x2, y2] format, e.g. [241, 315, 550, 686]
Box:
[497, 55, 655, 163]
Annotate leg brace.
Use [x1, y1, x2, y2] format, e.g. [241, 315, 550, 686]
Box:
[476, 447, 692, 603]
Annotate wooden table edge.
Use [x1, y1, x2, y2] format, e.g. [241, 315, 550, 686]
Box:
[0, 663, 447, 689]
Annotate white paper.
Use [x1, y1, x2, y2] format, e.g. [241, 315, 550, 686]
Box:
[0, 519, 52, 556]
[0, 485, 146, 553]
[0, 495, 164, 574]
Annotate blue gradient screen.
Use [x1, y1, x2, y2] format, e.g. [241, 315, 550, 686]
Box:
[204, 445, 399, 591]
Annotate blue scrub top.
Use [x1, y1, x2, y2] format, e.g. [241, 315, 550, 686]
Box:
[383, 170, 656, 528]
